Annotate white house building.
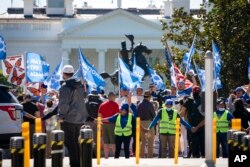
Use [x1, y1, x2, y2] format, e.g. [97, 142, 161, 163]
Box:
[0, 0, 199, 91]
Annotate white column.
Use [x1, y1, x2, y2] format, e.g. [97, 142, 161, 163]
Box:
[201, 50, 215, 167]
[62, 49, 71, 65]
[23, 0, 33, 17]
[64, 0, 74, 16]
[96, 49, 107, 73]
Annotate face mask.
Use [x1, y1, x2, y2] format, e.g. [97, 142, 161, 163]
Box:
[218, 108, 225, 111]
[166, 107, 172, 111]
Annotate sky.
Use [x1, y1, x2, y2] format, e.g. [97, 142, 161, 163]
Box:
[0, 0, 203, 14]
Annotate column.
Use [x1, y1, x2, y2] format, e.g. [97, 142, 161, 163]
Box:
[62, 49, 71, 65]
[96, 49, 107, 73]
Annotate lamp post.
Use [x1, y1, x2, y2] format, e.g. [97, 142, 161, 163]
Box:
[201, 50, 215, 167]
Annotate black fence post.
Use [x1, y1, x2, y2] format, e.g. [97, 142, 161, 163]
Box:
[51, 130, 64, 167]
[80, 125, 93, 167]
[10, 137, 24, 167]
[33, 133, 47, 167]
[242, 135, 250, 151]
[0, 148, 3, 167]
[233, 131, 246, 151]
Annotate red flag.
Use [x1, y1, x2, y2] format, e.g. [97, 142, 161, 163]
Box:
[172, 64, 193, 90]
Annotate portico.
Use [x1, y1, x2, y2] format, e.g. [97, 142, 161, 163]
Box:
[59, 9, 163, 70]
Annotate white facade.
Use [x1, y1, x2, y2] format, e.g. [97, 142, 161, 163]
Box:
[0, 7, 166, 91]
[0, 0, 198, 91]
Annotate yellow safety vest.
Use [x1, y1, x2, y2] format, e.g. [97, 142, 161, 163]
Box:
[114, 113, 132, 136]
[159, 108, 177, 134]
[213, 110, 229, 133]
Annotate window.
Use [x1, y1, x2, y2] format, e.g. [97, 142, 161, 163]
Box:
[0, 88, 17, 103]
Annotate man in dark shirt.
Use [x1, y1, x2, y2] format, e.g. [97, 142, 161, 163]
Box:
[137, 90, 155, 158]
[22, 94, 40, 157]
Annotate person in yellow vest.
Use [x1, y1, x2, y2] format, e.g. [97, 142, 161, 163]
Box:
[101, 103, 137, 158]
[146, 99, 193, 158]
[214, 98, 233, 158]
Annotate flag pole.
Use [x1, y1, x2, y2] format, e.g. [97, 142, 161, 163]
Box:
[193, 59, 202, 88]
[118, 52, 121, 98]
[23, 52, 27, 94]
[184, 35, 196, 77]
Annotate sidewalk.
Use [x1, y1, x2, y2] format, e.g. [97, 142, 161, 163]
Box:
[2, 157, 228, 167]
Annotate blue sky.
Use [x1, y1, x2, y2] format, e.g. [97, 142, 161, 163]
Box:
[0, 0, 203, 14]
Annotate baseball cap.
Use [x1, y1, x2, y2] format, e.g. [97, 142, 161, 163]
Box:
[62, 65, 74, 74]
[136, 86, 143, 90]
[235, 87, 245, 92]
[120, 103, 129, 111]
[165, 99, 173, 105]
[217, 97, 226, 104]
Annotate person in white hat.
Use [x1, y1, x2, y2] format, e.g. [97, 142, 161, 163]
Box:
[58, 65, 88, 167]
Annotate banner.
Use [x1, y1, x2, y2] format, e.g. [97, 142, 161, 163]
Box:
[0, 35, 6, 60]
[26, 52, 50, 83]
[1, 55, 25, 76]
[1, 55, 25, 86]
[8, 67, 25, 86]
[26, 82, 47, 97]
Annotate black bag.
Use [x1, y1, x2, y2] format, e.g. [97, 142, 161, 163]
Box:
[86, 95, 102, 121]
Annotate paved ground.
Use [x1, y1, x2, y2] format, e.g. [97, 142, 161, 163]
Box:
[2, 157, 227, 167]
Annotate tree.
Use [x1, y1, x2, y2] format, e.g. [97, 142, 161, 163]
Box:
[159, 0, 250, 95]
[0, 70, 10, 85]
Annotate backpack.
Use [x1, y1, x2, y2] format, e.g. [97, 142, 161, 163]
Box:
[86, 95, 102, 120]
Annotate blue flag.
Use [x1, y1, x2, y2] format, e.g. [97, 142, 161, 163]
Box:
[119, 57, 141, 90]
[212, 41, 222, 76]
[0, 35, 6, 60]
[45, 61, 63, 90]
[183, 35, 196, 75]
[194, 62, 205, 92]
[194, 61, 222, 92]
[248, 57, 250, 80]
[132, 55, 144, 82]
[147, 65, 165, 90]
[78, 48, 105, 92]
[73, 68, 83, 78]
[165, 46, 172, 67]
[212, 41, 222, 90]
[26, 52, 50, 82]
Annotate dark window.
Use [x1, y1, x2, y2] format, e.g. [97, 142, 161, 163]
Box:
[0, 88, 17, 103]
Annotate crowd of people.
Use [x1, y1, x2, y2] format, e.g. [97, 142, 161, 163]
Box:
[16, 65, 250, 167]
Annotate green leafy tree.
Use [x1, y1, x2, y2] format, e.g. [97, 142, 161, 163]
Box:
[159, 0, 250, 95]
[0, 70, 11, 85]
